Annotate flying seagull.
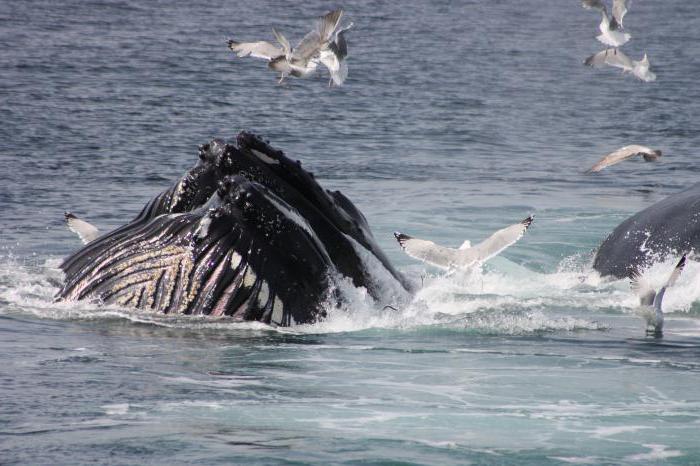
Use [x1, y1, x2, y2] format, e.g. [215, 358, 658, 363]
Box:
[318, 22, 353, 86]
[585, 145, 662, 173]
[228, 10, 348, 85]
[631, 254, 687, 337]
[64, 212, 100, 244]
[583, 0, 629, 29]
[394, 216, 534, 271]
[584, 48, 656, 82]
[611, 0, 629, 29]
[227, 32, 317, 84]
[582, 0, 630, 47]
[226, 39, 284, 61]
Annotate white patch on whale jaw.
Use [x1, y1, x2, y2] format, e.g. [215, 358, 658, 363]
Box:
[242, 267, 257, 288]
[257, 281, 270, 309]
[230, 252, 242, 270]
[193, 216, 212, 241]
[270, 296, 286, 326]
[250, 149, 280, 165]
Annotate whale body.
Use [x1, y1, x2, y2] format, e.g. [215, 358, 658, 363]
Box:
[58, 132, 413, 326]
[593, 183, 700, 279]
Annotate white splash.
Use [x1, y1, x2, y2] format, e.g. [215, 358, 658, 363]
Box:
[1, 251, 698, 336]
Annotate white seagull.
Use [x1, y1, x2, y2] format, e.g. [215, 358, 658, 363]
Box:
[586, 144, 662, 173]
[64, 212, 100, 244]
[318, 22, 353, 86]
[630, 254, 687, 337]
[582, 0, 631, 47]
[228, 10, 348, 85]
[584, 48, 656, 82]
[394, 216, 534, 271]
[611, 0, 629, 29]
[228, 30, 317, 83]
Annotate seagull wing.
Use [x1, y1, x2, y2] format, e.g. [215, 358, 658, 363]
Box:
[584, 48, 617, 68]
[664, 254, 687, 288]
[630, 273, 656, 306]
[227, 40, 284, 60]
[471, 216, 534, 264]
[272, 28, 291, 57]
[268, 56, 293, 74]
[318, 24, 351, 85]
[394, 233, 462, 270]
[394, 216, 533, 270]
[318, 49, 342, 83]
[65, 212, 100, 244]
[603, 48, 635, 71]
[332, 23, 352, 58]
[612, 0, 628, 28]
[315, 9, 344, 44]
[330, 29, 349, 59]
[293, 9, 343, 65]
[651, 254, 687, 313]
[586, 145, 655, 172]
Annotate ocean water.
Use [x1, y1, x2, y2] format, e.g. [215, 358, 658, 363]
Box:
[2, 0, 700, 464]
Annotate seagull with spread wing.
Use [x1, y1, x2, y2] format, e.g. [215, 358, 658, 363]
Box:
[585, 145, 662, 173]
[582, 0, 630, 47]
[630, 254, 687, 337]
[394, 216, 534, 271]
[227, 10, 350, 85]
[585, 48, 656, 82]
[317, 22, 353, 86]
[228, 27, 318, 83]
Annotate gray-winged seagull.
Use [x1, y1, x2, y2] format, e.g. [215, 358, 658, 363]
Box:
[394, 216, 534, 271]
[586, 145, 662, 173]
[582, 0, 631, 47]
[228, 10, 349, 85]
[585, 48, 656, 82]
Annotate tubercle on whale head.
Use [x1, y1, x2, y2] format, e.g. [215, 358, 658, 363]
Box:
[195, 133, 390, 251]
[214, 176, 272, 223]
[236, 131, 284, 160]
[197, 138, 227, 164]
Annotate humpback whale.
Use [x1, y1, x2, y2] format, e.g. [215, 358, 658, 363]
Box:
[593, 183, 700, 278]
[57, 132, 413, 326]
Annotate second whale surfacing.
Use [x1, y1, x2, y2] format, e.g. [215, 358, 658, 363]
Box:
[58, 132, 414, 326]
[593, 183, 700, 279]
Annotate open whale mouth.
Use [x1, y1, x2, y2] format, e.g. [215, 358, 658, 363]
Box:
[57, 132, 412, 326]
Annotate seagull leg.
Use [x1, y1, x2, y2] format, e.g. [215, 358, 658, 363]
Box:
[278, 74, 286, 85]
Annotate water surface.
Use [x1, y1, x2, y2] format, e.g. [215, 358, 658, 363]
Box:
[2, 0, 700, 464]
